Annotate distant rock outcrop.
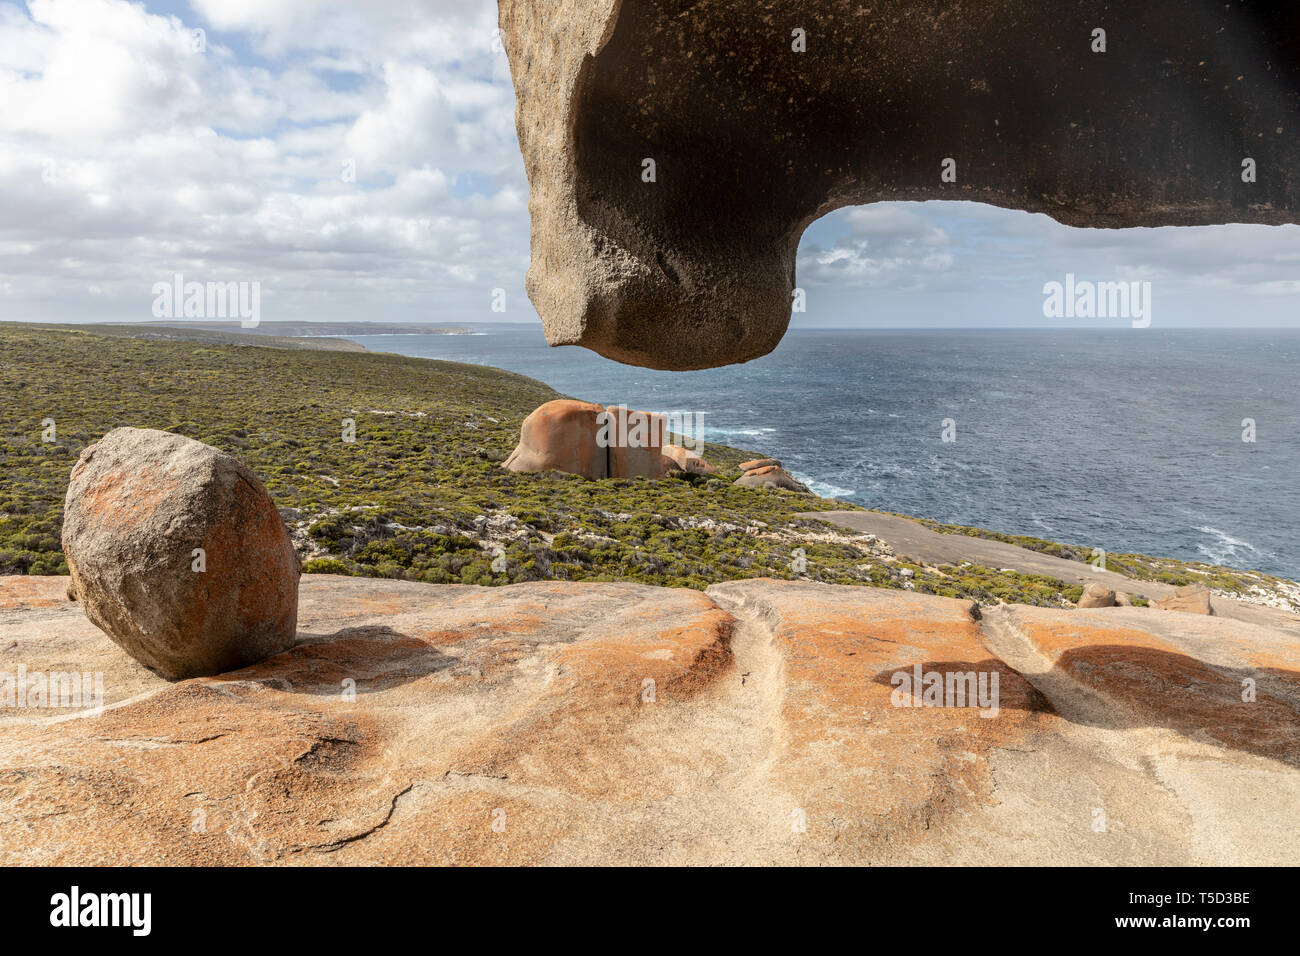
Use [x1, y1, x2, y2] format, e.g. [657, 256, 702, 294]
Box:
[599, 404, 671, 479]
[61, 427, 300, 679]
[503, 400, 717, 480]
[1157, 585, 1215, 616]
[734, 464, 810, 494]
[502, 399, 608, 480]
[498, 0, 1300, 369]
[663, 444, 718, 475]
[1076, 583, 1117, 608]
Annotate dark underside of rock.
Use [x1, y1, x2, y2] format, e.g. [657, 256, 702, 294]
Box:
[499, 0, 1300, 369]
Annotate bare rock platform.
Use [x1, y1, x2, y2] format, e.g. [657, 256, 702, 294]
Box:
[1, 574, 1296, 864]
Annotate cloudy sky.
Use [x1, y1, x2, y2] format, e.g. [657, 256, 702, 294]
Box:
[2, 0, 1297, 328]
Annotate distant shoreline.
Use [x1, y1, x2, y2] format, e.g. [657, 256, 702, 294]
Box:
[309, 331, 488, 337]
[138, 320, 473, 337]
[0, 321, 368, 353]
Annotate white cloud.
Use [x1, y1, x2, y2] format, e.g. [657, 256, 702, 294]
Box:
[798, 206, 958, 290]
[799, 201, 1300, 306]
[343, 61, 514, 175]
[0, 0, 527, 323]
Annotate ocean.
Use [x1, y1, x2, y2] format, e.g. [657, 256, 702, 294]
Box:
[345, 326, 1300, 579]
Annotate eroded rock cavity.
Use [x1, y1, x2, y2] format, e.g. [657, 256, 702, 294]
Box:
[499, 0, 1300, 369]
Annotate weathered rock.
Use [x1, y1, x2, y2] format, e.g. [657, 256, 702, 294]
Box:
[1001, 604, 1299, 770]
[0, 575, 733, 864]
[502, 399, 607, 479]
[61, 427, 300, 679]
[498, 1, 1300, 369]
[662, 444, 717, 475]
[600, 405, 670, 479]
[1157, 584, 1215, 615]
[738, 458, 781, 472]
[5, 574, 1298, 864]
[1076, 582, 1117, 608]
[505, 401, 714, 480]
[1115, 592, 1134, 607]
[707, 581, 1050, 852]
[733, 464, 810, 493]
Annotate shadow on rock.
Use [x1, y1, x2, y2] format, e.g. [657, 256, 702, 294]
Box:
[208, 625, 457, 697]
[870, 658, 1056, 716]
[1051, 644, 1300, 768]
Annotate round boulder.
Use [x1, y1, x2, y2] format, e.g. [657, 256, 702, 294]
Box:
[1076, 583, 1117, 608]
[62, 427, 300, 679]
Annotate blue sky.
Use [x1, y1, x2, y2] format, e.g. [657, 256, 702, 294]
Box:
[1, 0, 1297, 328]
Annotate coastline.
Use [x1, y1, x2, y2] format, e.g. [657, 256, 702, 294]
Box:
[1, 321, 1295, 614]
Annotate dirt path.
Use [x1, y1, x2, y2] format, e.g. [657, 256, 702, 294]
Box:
[800, 509, 1300, 634]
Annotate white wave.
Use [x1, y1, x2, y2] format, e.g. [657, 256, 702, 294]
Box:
[1031, 515, 1058, 535]
[805, 479, 857, 500]
[1195, 526, 1261, 565]
[700, 426, 777, 441]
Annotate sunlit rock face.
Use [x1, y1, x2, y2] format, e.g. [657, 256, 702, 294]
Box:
[62, 428, 299, 680]
[6, 575, 1300, 864]
[498, 0, 1300, 370]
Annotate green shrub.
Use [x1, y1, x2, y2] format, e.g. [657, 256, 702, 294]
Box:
[302, 558, 352, 574]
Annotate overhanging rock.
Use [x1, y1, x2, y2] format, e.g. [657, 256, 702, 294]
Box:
[498, 0, 1300, 370]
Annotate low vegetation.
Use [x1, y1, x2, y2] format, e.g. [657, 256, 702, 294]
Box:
[2, 324, 1289, 611]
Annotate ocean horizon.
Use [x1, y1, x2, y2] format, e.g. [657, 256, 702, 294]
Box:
[348, 325, 1300, 579]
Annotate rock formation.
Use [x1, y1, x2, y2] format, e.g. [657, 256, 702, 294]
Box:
[3, 573, 1297, 864]
[599, 404, 671, 479]
[1076, 582, 1117, 608]
[734, 464, 810, 493]
[662, 444, 718, 475]
[61, 427, 300, 679]
[1157, 584, 1215, 615]
[503, 400, 717, 480]
[502, 399, 608, 479]
[497, 1, 1300, 369]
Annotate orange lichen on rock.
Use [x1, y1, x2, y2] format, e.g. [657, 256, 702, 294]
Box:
[61, 427, 299, 680]
[707, 580, 1050, 846]
[4, 574, 1299, 864]
[1006, 608, 1300, 767]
